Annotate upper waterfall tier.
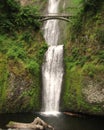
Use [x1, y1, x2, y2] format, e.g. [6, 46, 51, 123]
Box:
[48, 0, 60, 13]
[44, 0, 60, 46]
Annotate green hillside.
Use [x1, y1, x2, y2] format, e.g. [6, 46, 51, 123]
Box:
[0, 0, 47, 113]
[62, 0, 104, 115]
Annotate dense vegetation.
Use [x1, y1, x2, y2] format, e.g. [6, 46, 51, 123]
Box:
[62, 0, 104, 115]
[0, 0, 47, 113]
[0, 0, 104, 115]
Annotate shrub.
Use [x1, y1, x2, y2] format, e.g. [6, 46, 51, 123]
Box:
[0, 0, 41, 33]
[21, 32, 33, 44]
[26, 60, 39, 76]
[16, 5, 41, 29]
[96, 29, 104, 45]
[81, 0, 103, 14]
[7, 45, 26, 60]
[38, 43, 48, 58]
[0, 0, 20, 33]
[82, 63, 104, 77]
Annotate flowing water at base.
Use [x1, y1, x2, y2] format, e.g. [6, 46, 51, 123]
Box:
[0, 113, 104, 130]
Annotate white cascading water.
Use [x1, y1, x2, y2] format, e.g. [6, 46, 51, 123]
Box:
[44, 0, 60, 45]
[42, 0, 64, 115]
[42, 45, 63, 113]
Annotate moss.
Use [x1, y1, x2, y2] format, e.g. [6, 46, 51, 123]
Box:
[0, 54, 8, 111]
[62, 66, 83, 110]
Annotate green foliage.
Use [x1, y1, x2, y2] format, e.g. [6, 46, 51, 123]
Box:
[0, 0, 20, 33]
[81, 0, 103, 14]
[83, 63, 104, 77]
[21, 84, 41, 111]
[0, 0, 40, 33]
[63, 67, 83, 110]
[70, 17, 82, 40]
[0, 0, 47, 113]
[0, 29, 46, 113]
[26, 59, 39, 76]
[62, 0, 81, 15]
[38, 43, 48, 60]
[21, 32, 33, 44]
[0, 0, 20, 14]
[96, 50, 104, 63]
[96, 29, 104, 45]
[83, 63, 97, 77]
[15, 5, 40, 29]
[69, 0, 104, 41]
[64, 46, 88, 70]
[7, 45, 26, 60]
[0, 59, 8, 111]
[0, 33, 45, 112]
[63, 0, 104, 114]
[62, 64, 104, 113]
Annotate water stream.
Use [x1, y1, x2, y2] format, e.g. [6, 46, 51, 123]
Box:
[42, 0, 64, 114]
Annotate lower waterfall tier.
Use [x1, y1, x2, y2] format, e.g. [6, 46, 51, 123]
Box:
[42, 45, 64, 112]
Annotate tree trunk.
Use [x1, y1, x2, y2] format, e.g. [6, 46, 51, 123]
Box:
[64, 112, 81, 117]
[6, 117, 54, 130]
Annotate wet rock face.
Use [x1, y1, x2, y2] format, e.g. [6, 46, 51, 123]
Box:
[5, 72, 33, 112]
[8, 72, 32, 98]
[82, 80, 104, 104]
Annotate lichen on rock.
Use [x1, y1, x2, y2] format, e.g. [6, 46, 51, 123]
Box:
[82, 80, 104, 103]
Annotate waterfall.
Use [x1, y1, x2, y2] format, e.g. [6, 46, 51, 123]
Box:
[42, 45, 63, 113]
[42, 0, 64, 115]
[44, 0, 60, 46]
